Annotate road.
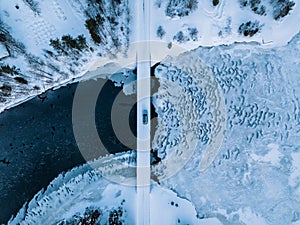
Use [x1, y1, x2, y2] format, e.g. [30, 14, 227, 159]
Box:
[136, 0, 151, 224]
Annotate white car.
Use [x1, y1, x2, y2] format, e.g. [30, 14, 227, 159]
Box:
[143, 109, 148, 125]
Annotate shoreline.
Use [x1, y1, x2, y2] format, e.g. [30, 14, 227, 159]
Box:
[0, 77, 136, 223]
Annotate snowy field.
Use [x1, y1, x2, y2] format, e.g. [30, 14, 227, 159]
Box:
[0, 0, 130, 113]
[150, 0, 300, 48]
[1, 0, 300, 224]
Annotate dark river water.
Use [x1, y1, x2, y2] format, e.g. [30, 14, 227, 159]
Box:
[0, 78, 137, 223]
[0, 62, 161, 223]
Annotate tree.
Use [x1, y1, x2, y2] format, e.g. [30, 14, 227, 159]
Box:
[0, 64, 20, 75]
[22, 0, 41, 15]
[156, 26, 166, 39]
[62, 35, 77, 49]
[213, 0, 219, 6]
[239, 0, 266, 16]
[109, 208, 123, 225]
[85, 18, 98, 32]
[76, 35, 87, 50]
[50, 35, 88, 56]
[173, 31, 185, 43]
[238, 20, 262, 37]
[188, 27, 198, 41]
[249, 0, 266, 15]
[50, 38, 63, 54]
[271, 0, 295, 20]
[85, 18, 102, 44]
[166, 0, 198, 18]
[14, 77, 28, 84]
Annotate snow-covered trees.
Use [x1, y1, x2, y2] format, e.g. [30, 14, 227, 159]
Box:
[85, 18, 102, 44]
[84, 0, 130, 52]
[0, 84, 12, 97]
[108, 208, 124, 225]
[50, 35, 88, 56]
[271, 0, 295, 20]
[0, 65, 20, 76]
[156, 25, 166, 39]
[59, 208, 102, 225]
[165, 0, 198, 18]
[56, 207, 124, 225]
[239, 0, 266, 15]
[173, 26, 198, 43]
[238, 20, 262, 37]
[239, 0, 295, 20]
[22, 0, 41, 15]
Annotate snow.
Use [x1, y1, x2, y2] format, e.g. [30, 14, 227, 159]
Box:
[150, 186, 223, 225]
[250, 143, 283, 166]
[234, 207, 269, 225]
[0, 0, 91, 59]
[152, 51, 226, 179]
[0, 0, 130, 113]
[290, 151, 300, 187]
[10, 29, 297, 224]
[1, 0, 300, 224]
[154, 30, 300, 225]
[1, 0, 299, 113]
[0, 43, 9, 59]
[8, 155, 221, 225]
[150, 0, 300, 49]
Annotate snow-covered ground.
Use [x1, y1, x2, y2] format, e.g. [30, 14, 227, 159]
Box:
[150, 0, 300, 48]
[0, 0, 130, 113]
[1, 0, 300, 224]
[1, 0, 299, 113]
[153, 31, 300, 225]
[7, 155, 221, 225]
